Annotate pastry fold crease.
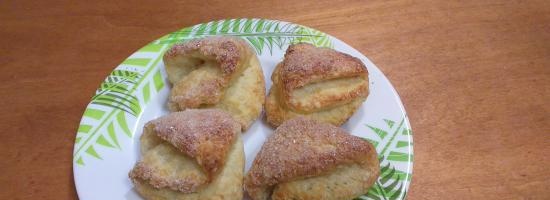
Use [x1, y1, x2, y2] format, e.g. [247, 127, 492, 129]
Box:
[129, 109, 244, 199]
[164, 36, 265, 130]
[245, 117, 380, 200]
[266, 43, 369, 127]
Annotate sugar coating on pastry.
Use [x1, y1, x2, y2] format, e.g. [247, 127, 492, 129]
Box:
[132, 136, 244, 200]
[164, 36, 265, 130]
[129, 109, 244, 199]
[271, 163, 378, 200]
[277, 43, 369, 112]
[130, 140, 209, 193]
[164, 37, 245, 85]
[266, 43, 369, 127]
[245, 117, 379, 200]
[210, 54, 264, 130]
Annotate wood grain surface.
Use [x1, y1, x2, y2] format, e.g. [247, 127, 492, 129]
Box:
[1, 0, 549, 199]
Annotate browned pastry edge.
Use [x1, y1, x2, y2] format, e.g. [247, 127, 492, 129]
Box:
[130, 109, 241, 193]
[163, 36, 251, 79]
[129, 161, 206, 194]
[264, 86, 367, 127]
[164, 36, 253, 109]
[275, 43, 369, 112]
[245, 117, 377, 197]
[169, 75, 226, 109]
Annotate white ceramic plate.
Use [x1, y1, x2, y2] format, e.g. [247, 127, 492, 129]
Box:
[73, 18, 413, 200]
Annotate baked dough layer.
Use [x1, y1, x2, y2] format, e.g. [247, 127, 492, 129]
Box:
[265, 84, 365, 127]
[245, 117, 380, 200]
[272, 163, 379, 200]
[266, 43, 369, 127]
[164, 36, 265, 130]
[129, 109, 244, 200]
[210, 54, 264, 130]
[132, 137, 244, 200]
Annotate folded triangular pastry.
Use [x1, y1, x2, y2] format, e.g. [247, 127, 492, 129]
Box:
[129, 109, 244, 200]
[266, 43, 369, 127]
[164, 36, 265, 130]
[245, 117, 379, 200]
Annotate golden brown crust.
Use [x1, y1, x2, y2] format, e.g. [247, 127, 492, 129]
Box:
[149, 109, 240, 179]
[245, 117, 378, 200]
[276, 43, 369, 112]
[129, 109, 241, 194]
[170, 73, 225, 109]
[164, 36, 253, 109]
[129, 159, 207, 194]
[130, 136, 245, 199]
[164, 36, 248, 80]
[265, 43, 369, 127]
[265, 88, 366, 127]
[210, 54, 266, 130]
[271, 162, 379, 200]
[164, 36, 265, 131]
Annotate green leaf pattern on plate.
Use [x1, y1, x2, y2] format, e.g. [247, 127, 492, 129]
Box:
[357, 118, 413, 200]
[155, 18, 333, 54]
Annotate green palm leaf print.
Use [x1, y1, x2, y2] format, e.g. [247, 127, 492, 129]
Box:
[359, 117, 413, 199]
[156, 18, 333, 54]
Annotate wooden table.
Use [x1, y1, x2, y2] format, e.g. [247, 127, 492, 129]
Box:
[1, 0, 548, 199]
